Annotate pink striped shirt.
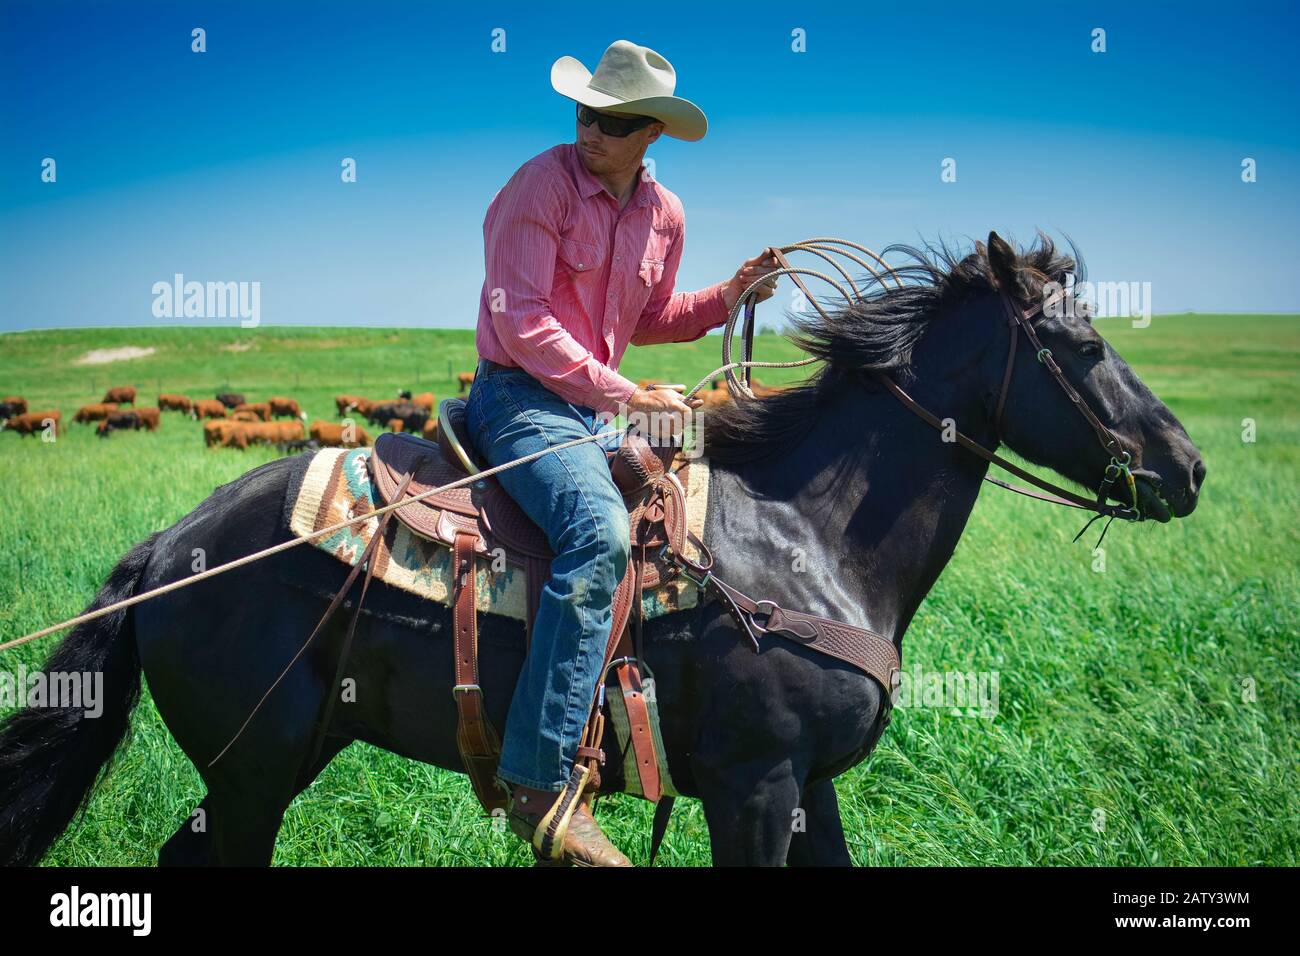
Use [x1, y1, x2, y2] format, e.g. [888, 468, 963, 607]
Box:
[475, 142, 730, 414]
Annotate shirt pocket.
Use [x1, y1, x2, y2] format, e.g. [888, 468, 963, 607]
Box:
[638, 255, 665, 288]
[557, 237, 603, 279]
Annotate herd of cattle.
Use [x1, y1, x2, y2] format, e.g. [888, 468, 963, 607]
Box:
[0, 383, 457, 453]
[1, 369, 776, 452]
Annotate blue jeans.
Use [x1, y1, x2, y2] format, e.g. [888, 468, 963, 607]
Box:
[464, 359, 629, 791]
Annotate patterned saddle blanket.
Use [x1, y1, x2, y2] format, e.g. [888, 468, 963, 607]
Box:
[287, 446, 712, 623]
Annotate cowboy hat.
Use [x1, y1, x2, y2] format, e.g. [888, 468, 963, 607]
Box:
[550, 40, 707, 142]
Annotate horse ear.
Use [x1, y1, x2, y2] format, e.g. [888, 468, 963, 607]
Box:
[986, 231, 1029, 299]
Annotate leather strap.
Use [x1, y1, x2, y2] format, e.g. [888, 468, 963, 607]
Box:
[1000, 293, 1125, 459]
[713, 574, 899, 693]
[452, 530, 507, 813]
[880, 375, 1127, 514]
[610, 540, 662, 802]
[667, 534, 901, 707]
[576, 556, 639, 788]
[993, 300, 1020, 436]
[612, 659, 661, 801]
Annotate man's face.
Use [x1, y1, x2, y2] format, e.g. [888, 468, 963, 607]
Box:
[576, 107, 664, 175]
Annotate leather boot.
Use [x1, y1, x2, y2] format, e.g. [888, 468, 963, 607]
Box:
[505, 769, 631, 867]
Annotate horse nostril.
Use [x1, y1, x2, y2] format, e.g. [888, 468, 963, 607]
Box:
[1191, 457, 1206, 492]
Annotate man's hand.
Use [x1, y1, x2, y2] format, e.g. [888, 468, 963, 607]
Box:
[721, 249, 781, 312]
[624, 384, 702, 442]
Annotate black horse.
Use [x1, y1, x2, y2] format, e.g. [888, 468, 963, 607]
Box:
[0, 233, 1204, 866]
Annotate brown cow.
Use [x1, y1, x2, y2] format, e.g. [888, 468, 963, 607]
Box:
[73, 402, 119, 423]
[231, 411, 262, 422]
[103, 386, 136, 405]
[267, 396, 302, 418]
[410, 392, 434, 412]
[335, 395, 369, 416]
[203, 419, 246, 447]
[0, 396, 28, 419]
[4, 410, 60, 437]
[310, 420, 372, 448]
[698, 387, 732, 408]
[457, 372, 475, 393]
[158, 393, 192, 413]
[192, 400, 227, 419]
[134, 407, 161, 431]
[421, 418, 439, 442]
[211, 419, 305, 450]
[247, 420, 305, 444]
[216, 425, 254, 451]
[234, 402, 271, 422]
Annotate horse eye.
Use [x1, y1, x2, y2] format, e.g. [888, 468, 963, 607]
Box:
[1079, 340, 1103, 358]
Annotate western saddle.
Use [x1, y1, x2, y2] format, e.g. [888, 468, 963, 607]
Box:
[369, 399, 686, 811]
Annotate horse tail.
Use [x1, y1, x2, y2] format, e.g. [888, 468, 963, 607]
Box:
[0, 532, 157, 866]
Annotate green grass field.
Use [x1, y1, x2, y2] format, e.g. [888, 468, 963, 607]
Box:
[1, 316, 1296, 866]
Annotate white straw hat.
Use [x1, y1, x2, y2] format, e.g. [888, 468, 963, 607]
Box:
[551, 40, 707, 141]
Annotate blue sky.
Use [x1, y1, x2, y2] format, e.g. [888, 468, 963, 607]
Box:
[1, 0, 1297, 330]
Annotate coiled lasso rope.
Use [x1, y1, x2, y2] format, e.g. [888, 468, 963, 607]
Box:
[689, 237, 907, 401]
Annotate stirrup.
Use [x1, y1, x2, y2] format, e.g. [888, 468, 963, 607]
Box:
[531, 764, 591, 862]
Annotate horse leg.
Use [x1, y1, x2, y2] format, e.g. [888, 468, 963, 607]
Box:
[204, 781, 290, 866]
[158, 783, 286, 868]
[785, 778, 853, 867]
[158, 737, 352, 867]
[696, 759, 804, 866]
[159, 796, 213, 866]
[210, 731, 359, 866]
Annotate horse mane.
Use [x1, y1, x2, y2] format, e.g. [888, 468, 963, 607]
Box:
[701, 232, 1085, 464]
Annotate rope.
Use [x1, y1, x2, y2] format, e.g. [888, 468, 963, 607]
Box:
[0, 426, 629, 654]
[705, 238, 912, 400]
[719, 265, 849, 399]
[684, 358, 819, 400]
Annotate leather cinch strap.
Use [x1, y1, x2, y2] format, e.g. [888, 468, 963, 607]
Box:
[664, 534, 901, 716]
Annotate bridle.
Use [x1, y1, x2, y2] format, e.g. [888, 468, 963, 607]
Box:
[713, 239, 1143, 526]
[881, 288, 1140, 522]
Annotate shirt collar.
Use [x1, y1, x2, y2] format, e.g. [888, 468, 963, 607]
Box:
[569, 142, 661, 209]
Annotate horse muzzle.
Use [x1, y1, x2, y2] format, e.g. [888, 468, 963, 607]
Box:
[1133, 454, 1204, 521]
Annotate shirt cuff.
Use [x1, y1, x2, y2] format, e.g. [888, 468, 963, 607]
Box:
[586, 367, 638, 416]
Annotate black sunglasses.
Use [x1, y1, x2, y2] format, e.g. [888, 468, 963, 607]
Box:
[576, 103, 657, 137]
